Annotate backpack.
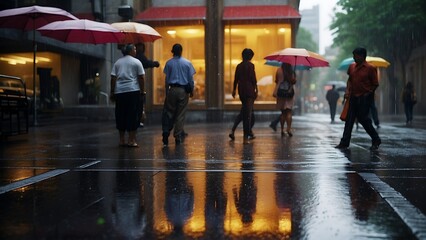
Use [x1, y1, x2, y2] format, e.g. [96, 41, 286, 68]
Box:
[277, 79, 294, 98]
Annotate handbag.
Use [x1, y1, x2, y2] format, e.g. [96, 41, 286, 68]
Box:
[340, 99, 350, 121]
[277, 80, 294, 98]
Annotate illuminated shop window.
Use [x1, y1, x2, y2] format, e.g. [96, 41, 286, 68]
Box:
[224, 24, 292, 104]
[152, 25, 205, 105]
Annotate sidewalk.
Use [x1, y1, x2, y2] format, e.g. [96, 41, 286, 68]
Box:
[0, 113, 425, 239]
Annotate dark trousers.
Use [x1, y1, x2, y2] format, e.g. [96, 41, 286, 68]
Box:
[340, 94, 380, 145]
[240, 97, 255, 138]
[232, 110, 255, 132]
[370, 100, 380, 126]
[115, 91, 140, 132]
[162, 87, 189, 139]
[329, 101, 337, 121]
[404, 102, 414, 123]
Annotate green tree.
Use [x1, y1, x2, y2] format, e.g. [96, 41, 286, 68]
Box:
[330, 0, 426, 113]
[296, 27, 318, 52]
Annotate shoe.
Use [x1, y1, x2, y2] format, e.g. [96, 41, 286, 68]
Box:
[243, 137, 250, 144]
[370, 139, 381, 150]
[229, 132, 235, 140]
[281, 131, 285, 137]
[162, 133, 169, 146]
[248, 134, 256, 140]
[139, 122, 144, 128]
[127, 142, 138, 148]
[269, 123, 277, 132]
[175, 137, 182, 145]
[335, 143, 349, 149]
[287, 131, 293, 137]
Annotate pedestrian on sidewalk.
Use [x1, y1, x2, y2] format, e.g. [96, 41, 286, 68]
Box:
[161, 44, 195, 146]
[402, 81, 417, 126]
[110, 44, 145, 147]
[336, 47, 381, 150]
[326, 84, 340, 123]
[273, 62, 296, 137]
[229, 111, 255, 140]
[231, 48, 258, 144]
[135, 43, 160, 128]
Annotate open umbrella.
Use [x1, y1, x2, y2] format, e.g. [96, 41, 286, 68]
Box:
[110, 22, 162, 43]
[0, 5, 78, 125]
[337, 56, 390, 71]
[264, 48, 329, 68]
[37, 19, 125, 44]
[265, 60, 311, 70]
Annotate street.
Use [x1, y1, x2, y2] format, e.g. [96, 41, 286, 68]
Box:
[0, 113, 425, 239]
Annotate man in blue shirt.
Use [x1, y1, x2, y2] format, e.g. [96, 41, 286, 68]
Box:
[162, 44, 195, 146]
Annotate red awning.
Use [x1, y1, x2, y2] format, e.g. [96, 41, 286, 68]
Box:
[135, 6, 206, 21]
[223, 5, 300, 20]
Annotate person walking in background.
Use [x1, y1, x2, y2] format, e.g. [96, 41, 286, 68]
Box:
[336, 47, 381, 150]
[402, 81, 417, 126]
[110, 44, 145, 147]
[326, 84, 340, 123]
[229, 111, 255, 140]
[273, 62, 296, 137]
[161, 44, 195, 146]
[231, 48, 258, 144]
[135, 43, 160, 128]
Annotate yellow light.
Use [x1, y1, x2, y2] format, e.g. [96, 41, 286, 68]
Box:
[278, 28, 286, 33]
[167, 30, 176, 35]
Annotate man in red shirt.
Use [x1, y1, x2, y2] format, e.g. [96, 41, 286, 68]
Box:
[336, 47, 381, 150]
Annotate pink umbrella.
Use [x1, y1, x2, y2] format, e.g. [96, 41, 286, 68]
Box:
[111, 22, 162, 43]
[0, 5, 78, 125]
[264, 48, 329, 68]
[37, 19, 125, 44]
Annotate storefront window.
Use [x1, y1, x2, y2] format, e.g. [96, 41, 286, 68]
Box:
[152, 25, 205, 105]
[224, 24, 292, 103]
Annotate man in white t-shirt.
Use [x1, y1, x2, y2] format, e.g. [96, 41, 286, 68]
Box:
[110, 44, 145, 147]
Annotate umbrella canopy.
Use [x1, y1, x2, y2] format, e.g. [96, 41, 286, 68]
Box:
[264, 48, 329, 68]
[264, 60, 311, 70]
[0, 5, 78, 126]
[37, 19, 125, 44]
[111, 22, 162, 43]
[0, 5, 78, 30]
[337, 56, 390, 71]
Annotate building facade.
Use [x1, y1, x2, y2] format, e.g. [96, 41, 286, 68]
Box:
[0, 0, 302, 120]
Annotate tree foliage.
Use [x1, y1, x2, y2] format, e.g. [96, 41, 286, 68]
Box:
[331, 0, 426, 69]
[296, 27, 318, 53]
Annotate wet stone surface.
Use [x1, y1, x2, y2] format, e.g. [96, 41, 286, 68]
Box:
[0, 113, 425, 239]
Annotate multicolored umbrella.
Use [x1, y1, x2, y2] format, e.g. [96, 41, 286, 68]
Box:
[264, 48, 329, 68]
[337, 56, 390, 71]
[111, 22, 162, 43]
[0, 5, 78, 125]
[37, 19, 125, 44]
[264, 60, 311, 70]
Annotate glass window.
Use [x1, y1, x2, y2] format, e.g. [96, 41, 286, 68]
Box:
[224, 24, 292, 103]
[153, 25, 205, 105]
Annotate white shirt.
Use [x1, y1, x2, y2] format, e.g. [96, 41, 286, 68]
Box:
[111, 55, 145, 94]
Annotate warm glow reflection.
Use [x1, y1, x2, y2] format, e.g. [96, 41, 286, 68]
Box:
[278, 210, 292, 234]
[0, 55, 51, 65]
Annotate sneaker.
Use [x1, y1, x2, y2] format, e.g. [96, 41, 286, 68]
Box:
[162, 133, 169, 146]
[139, 122, 144, 128]
[335, 143, 349, 149]
[229, 132, 235, 141]
[370, 139, 381, 150]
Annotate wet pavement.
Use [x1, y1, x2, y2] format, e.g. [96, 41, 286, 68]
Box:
[1, 113, 425, 239]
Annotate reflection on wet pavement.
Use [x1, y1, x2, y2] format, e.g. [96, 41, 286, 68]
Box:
[0, 114, 424, 239]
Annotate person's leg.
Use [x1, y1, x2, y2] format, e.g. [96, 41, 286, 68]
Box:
[285, 109, 293, 136]
[270, 115, 280, 131]
[249, 111, 255, 138]
[162, 90, 177, 146]
[128, 131, 137, 146]
[280, 110, 285, 136]
[337, 96, 357, 148]
[370, 101, 380, 127]
[330, 102, 336, 122]
[230, 109, 243, 140]
[358, 95, 381, 148]
[242, 98, 254, 142]
[173, 88, 189, 144]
